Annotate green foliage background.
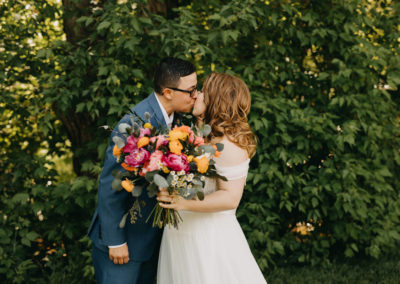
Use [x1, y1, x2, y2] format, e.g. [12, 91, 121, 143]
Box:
[1, 0, 399, 282]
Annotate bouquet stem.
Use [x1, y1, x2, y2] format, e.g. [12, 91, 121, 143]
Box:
[146, 204, 182, 229]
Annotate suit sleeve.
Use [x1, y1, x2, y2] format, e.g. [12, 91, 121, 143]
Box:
[97, 116, 130, 246]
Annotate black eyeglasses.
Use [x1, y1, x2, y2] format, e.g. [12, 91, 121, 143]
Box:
[165, 87, 197, 98]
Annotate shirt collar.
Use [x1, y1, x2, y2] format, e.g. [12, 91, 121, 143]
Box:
[155, 94, 174, 128]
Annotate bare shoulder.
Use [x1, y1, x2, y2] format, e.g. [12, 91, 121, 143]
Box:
[214, 137, 249, 167]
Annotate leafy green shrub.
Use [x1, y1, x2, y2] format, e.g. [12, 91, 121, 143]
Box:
[1, 0, 400, 282]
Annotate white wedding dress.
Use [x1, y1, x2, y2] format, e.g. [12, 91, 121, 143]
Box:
[157, 141, 267, 284]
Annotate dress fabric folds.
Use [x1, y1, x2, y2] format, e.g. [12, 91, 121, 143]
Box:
[157, 160, 267, 284]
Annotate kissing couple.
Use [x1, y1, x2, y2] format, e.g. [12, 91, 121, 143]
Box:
[88, 57, 267, 284]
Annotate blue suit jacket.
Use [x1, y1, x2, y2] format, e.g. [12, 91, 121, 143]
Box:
[88, 92, 166, 262]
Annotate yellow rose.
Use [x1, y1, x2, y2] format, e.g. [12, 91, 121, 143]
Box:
[168, 129, 188, 141]
[169, 140, 183, 155]
[194, 156, 209, 174]
[162, 166, 170, 173]
[137, 137, 150, 148]
[144, 123, 152, 129]
[113, 145, 123, 156]
[121, 179, 134, 192]
[186, 155, 194, 162]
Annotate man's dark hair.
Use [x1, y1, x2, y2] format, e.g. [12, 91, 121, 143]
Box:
[154, 57, 196, 95]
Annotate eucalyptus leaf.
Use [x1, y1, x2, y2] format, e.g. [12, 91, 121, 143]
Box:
[197, 191, 205, 201]
[111, 178, 123, 191]
[145, 171, 158, 182]
[132, 122, 140, 132]
[215, 143, 224, 152]
[119, 212, 129, 228]
[201, 145, 216, 154]
[131, 185, 143, 197]
[202, 124, 212, 137]
[147, 183, 158, 198]
[112, 136, 125, 148]
[118, 123, 131, 134]
[153, 174, 169, 188]
[144, 112, 152, 121]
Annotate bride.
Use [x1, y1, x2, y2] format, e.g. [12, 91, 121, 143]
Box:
[156, 73, 267, 284]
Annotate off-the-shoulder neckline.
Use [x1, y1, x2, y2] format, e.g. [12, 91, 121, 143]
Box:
[214, 158, 250, 169]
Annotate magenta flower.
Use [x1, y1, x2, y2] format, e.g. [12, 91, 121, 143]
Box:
[139, 128, 151, 138]
[163, 153, 190, 172]
[125, 148, 150, 167]
[123, 135, 138, 153]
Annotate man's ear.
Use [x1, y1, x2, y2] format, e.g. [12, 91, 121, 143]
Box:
[163, 89, 173, 100]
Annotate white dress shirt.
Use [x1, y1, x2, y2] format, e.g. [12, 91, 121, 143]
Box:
[155, 93, 174, 129]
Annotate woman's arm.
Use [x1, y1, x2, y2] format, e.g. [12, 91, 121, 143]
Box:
[157, 177, 246, 212]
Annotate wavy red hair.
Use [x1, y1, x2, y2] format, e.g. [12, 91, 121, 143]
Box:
[202, 73, 257, 158]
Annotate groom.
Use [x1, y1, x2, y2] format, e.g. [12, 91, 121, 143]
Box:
[88, 57, 198, 284]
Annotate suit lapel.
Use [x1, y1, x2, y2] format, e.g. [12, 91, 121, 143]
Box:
[147, 92, 167, 129]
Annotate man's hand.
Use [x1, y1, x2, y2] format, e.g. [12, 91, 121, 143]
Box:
[109, 243, 129, 265]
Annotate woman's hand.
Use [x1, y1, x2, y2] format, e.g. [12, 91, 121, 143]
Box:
[156, 187, 188, 211]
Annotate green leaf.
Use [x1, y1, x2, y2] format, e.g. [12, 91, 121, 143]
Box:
[112, 178, 123, 191]
[154, 174, 169, 188]
[97, 21, 111, 31]
[196, 191, 204, 201]
[119, 212, 129, 228]
[112, 136, 125, 148]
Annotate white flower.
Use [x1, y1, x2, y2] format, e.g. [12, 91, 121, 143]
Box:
[187, 184, 192, 189]
[178, 170, 185, 176]
[200, 176, 206, 181]
[186, 175, 193, 182]
[171, 171, 176, 176]
[171, 180, 177, 186]
[173, 175, 179, 181]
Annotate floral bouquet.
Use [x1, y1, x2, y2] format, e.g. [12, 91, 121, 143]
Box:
[108, 111, 225, 229]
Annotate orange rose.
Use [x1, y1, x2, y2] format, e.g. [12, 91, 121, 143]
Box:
[168, 129, 188, 141]
[113, 145, 123, 156]
[194, 156, 209, 174]
[121, 179, 134, 192]
[137, 137, 150, 148]
[121, 163, 136, 172]
[174, 125, 192, 134]
[186, 155, 194, 162]
[169, 140, 183, 155]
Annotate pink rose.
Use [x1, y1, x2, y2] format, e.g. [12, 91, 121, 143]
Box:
[123, 135, 138, 153]
[188, 133, 195, 144]
[124, 148, 150, 167]
[150, 135, 168, 150]
[139, 128, 151, 138]
[142, 150, 164, 174]
[194, 136, 205, 146]
[163, 153, 190, 172]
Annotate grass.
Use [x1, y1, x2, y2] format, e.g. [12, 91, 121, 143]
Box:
[265, 255, 400, 284]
